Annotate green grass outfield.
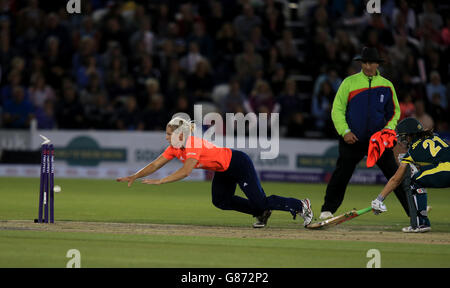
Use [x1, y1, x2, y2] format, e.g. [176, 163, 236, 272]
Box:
[1, 177, 449, 268]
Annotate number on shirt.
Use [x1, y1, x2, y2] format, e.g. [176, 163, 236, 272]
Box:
[422, 136, 449, 157]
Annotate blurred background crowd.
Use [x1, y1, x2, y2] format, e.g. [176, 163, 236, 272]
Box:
[0, 0, 449, 138]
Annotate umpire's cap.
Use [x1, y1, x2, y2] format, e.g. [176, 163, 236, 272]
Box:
[353, 47, 384, 63]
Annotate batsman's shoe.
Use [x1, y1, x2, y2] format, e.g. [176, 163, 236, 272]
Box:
[402, 225, 432, 233]
[253, 210, 272, 228]
[319, 211, 333, 220]
[299, 199, 313, 227]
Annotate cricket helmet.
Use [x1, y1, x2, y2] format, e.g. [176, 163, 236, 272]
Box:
[396, 118, 424, 145]
[396, 118, 424, 135]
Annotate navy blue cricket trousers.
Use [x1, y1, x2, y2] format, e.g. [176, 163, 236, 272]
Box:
[211, 150, 303, 217]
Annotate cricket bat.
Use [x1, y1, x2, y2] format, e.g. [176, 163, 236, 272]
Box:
[306, 206, 373, 229]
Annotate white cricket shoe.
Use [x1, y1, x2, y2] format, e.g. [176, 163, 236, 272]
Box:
[299, 199, 313, 227]
[319, 211, 333, 220]
[402, 225, 431, 233]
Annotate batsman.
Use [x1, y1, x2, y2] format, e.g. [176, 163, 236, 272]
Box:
[371, 118, 450, 233]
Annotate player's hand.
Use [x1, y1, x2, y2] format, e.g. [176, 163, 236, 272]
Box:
[343, 131, 359, 144]
[116, 175, 137, 187]
[141, 179, 162, 185]
[371, 199, 387, 215]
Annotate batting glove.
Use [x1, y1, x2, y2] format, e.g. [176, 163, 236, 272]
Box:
[371, 199, 387, 215]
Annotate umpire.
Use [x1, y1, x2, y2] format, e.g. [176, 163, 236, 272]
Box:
[320, 47, 410, 219]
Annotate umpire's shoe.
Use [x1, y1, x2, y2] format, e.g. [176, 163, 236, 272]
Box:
[319, 211, 334, 220]
[253, 210, 272, 228]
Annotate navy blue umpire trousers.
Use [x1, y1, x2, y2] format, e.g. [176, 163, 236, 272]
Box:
[211, 149, 303, 217]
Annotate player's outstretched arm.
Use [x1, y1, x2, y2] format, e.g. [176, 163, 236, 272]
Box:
[142, 158, 198, 185]
[371, 163, 408, 214]
[117, 154, 171, 187]
[380, 163, 408, 199]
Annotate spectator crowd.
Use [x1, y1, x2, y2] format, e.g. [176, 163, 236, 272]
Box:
[0, 0, 449, 139]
